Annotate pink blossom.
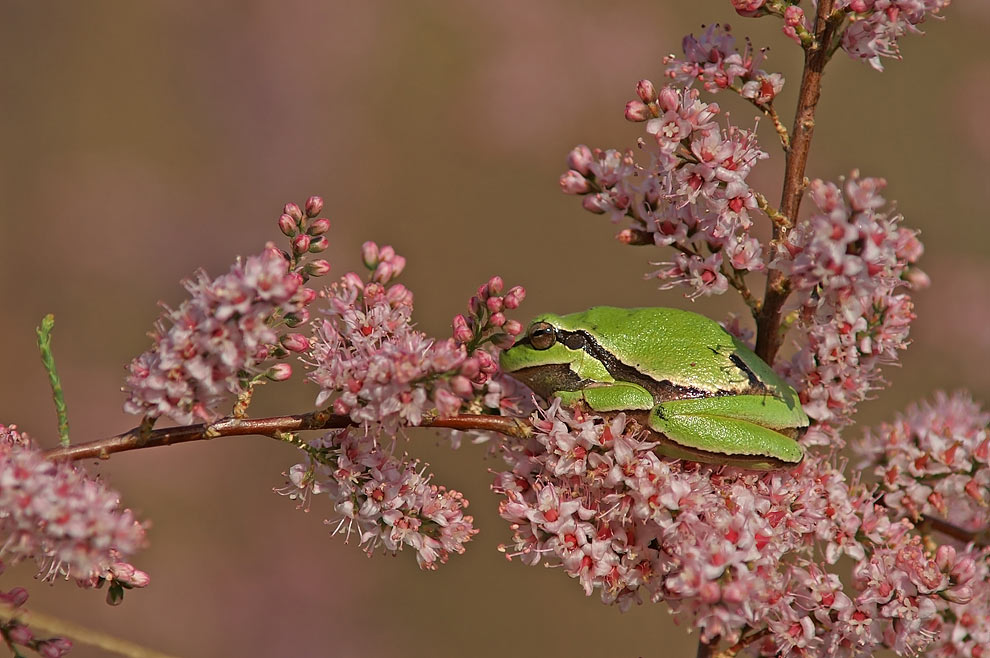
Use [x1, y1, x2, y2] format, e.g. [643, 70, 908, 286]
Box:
[561, 85, 768, 299]
[491, 403, 973, 654]
[664, 24, 784, 106]
[774, 172, 923, 430]
[307, 247, 525, 433]
[856, 391, 990, 532]
[123, 245, 315, 424]
[0, 425, 147, 584]
[837, 0, 952, 71]
[277, 429, 477, 569]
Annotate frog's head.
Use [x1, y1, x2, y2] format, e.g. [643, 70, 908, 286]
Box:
[499, 313, 613, 399]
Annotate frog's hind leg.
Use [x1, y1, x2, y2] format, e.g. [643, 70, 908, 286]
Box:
[649, 397, 805, 466]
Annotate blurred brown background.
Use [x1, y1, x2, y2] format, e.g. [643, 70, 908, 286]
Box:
[1, 2, 988, 657]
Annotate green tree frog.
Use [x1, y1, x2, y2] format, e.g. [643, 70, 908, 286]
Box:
[499, 306, 808, 470]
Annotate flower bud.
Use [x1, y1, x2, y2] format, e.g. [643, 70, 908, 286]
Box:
[266, 363, 293, 381]
[306, 259, 332, 277]
[292, 234, 311, 254]
[459, 356, 480, 378]
[305, 195, 324, 217]
[636, 79, 657, 103]
[308, 236, 329, 252]
[386, 283, 414, 307]
[624, 99, 651, 122]
[475, 350, 496, 373]
[935, 544, 956, 570]
[490, 312, 506, 327]
[284, 308, 310, 327]
[278, 213, 297, 237]
[389, 254, 406, 278]
[281, 333, 311, 353]
[487, 276, 504, 297]
[504, 286, 525, 309]
[450, 375, 474, 398]
[582, 193, 609, 214]
[378, 245, 395, 262]
[503, 319, 522, 336]
[559, 170, 590, 194]
[307, 218, 331, 235]
[452, 314, 473, 343]
[373, 261, 393, 284]
[7, 623, 33, 644]
[361, 241, 380, 268]
[284, 202, 303, 221]
[299, 287, 318, 304]
[486, 296, 504, 313]
[567, 144, 594, 176]
[657, 86, 680, 112]
[1, 587, 28, 607]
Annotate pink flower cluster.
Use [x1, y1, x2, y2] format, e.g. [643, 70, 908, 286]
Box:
[492, 404, 979, 655]
[278, 429, 478, 570]
[729, 0, 951, 71]
[857, 391, 990, 533]
[662, 23, 785, 106]
[123, 244, 316, 424]
[561, 84, 768, 298]
[838, 0, 953, 71]
[0, 425, 147, 585]
[307, 245, 525, 433]
[774, 173, 924, 432]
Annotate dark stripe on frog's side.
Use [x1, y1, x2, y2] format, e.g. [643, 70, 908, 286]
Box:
[556, 328, 772, 402]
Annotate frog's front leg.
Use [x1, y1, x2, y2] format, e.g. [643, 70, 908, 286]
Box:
[556, 382, 655, 412]
[648, 396, 806, 467]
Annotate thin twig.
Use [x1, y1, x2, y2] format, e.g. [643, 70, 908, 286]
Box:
[43, 412, 531, 462]
[755, 0, 838, 364]
[0, 603, 180, 658]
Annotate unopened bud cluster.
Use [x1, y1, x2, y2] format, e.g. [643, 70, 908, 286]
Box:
[306, 244, 526, 435]
[277, 196, 332, 279]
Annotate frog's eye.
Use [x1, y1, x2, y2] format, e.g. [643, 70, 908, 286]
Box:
[528, 322, 556, 350]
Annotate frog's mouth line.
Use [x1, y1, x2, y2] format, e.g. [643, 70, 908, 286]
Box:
[553, 329, 773, 403]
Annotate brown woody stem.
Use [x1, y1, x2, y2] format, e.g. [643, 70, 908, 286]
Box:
[754, 0, 837, 364]
[43, 412, 531, 462]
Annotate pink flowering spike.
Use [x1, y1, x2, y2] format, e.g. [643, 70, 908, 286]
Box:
[840, 0, 951, 71]
[306, 254, 475, 432]
[304, 195, 324, 218]
[856, 392, 990, 532]
[124, 246, 315, 424]
[280, 430, 478, 568]
[0, 425, 147, 584]
[562, 83, 768, 294]
[664, 24, 784, 104]
[775, 171, 919, 428]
